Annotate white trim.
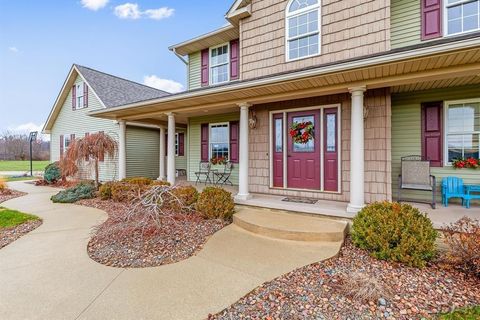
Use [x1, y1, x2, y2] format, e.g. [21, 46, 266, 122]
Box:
[443, 0, 480, 37]
[443, 97, 480, 166]
[268, 103, 341, 193]
[175, 132, 179, 157]
[209, 122, 230, 160]
[168, 25, 236, 52]
[209, 42, 231, 86]
[285, 0, 321, 62]
[89, 37, 480, 118]
[320, 107, 324, 191]
[63, 133, 72, 154]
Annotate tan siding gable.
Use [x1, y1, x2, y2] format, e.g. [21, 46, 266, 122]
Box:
[240, 0, 390, 80]
[50, 75, 119, 181]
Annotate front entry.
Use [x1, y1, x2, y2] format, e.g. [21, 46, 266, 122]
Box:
[287, 110, 321, 190]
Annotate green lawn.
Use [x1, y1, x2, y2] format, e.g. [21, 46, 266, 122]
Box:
[5, 176, 42, 182]
[439, 306, 480, 320]
[0, 161, 49, 172]
[0, 207, 40, 229]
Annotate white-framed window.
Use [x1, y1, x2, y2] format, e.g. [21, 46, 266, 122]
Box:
[75, 82, 85, 110]
[209, 123, 229, 160]
[444, 0, 480, 36]
[286, 0, 321, 61]
[175, 133, 179, 156]
[209, 44, 230, 85]
[445, 99, 480, 164]
[63, 134, 72, 153]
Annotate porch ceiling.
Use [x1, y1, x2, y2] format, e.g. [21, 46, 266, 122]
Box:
[90, 42, 480, 122]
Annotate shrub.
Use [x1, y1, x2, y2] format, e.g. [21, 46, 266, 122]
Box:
[170, 185, 199, 212]
[196, 187, 235, 220]
[0, 177, 11, 195]
[151, 180, 171, 187]
[110, 181, 149, 203]
[51, 182, 96, 203]
[121, 177, 153, 186]
[44, 162, 62, 184]
[443, 217, 480, 278]
[338, 271, 392, 303]
[98, 182, 113, 200]
[351, 201, 438, 268]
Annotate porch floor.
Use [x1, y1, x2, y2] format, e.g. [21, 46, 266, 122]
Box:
[178, 178, 479, 229]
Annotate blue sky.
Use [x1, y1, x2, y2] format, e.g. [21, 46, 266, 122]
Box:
[0, 0, 231, 134]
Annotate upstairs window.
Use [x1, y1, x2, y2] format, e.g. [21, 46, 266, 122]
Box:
[76, 83, 84, 109]
[445, 0, 480, 36]
[210, 44, 230, 85]
[286, 0, 321, 61]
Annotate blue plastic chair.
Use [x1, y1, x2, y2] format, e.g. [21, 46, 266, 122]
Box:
[442, 177, 467, 207]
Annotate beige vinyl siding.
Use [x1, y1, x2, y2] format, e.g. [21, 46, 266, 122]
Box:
[188, 113, 240, 184]
[188, 52, 201, 90]
[392, 85, 480, 202]
[50, 75, 119, 181]
[126, 126, 160, 179]
[391, 0, 421, 49]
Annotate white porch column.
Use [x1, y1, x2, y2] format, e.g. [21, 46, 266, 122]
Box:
[158, 126, 166, 180]
[167, 113, 176, 185]
[118, 120, 127, 180]
[235, 103, 252, 201]
[347, 86, 366, 213]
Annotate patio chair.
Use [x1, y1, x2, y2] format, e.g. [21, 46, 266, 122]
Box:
[194, 162, 212, 185]
[442, 177, 467, 207]
[398, 155, 436, 209]
[213, 162, 234, 186]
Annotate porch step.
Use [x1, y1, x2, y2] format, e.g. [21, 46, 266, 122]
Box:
[233, 207, 348, 242]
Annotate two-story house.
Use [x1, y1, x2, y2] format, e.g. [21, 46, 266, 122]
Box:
[57, 0, 480, 213]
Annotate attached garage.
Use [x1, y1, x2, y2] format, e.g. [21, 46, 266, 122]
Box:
[126, 126, 160, 179]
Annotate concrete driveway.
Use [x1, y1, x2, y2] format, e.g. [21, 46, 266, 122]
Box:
[0, 181, 341, 320]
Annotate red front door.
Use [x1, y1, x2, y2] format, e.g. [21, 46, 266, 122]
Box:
[287, 110, 321, 190]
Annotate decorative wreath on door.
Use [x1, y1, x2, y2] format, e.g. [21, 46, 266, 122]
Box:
[289, 121, 314, 144]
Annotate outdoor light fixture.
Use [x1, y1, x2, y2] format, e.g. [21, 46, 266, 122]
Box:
[29, 131, 38, 177]
[249, 109, 257, 129]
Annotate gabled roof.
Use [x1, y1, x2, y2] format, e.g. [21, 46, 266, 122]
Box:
[43, 64, 170, 133]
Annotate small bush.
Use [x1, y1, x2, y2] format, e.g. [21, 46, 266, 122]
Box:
[170, 185, 199, 212]
[98, 182, 113, 200]
[443, 217, 480, 278]
[110, 181, 149, 203]
[196, 187, 235, 220]
[338, 271, 392, 303]
[51, 182, 96, 203]
[351, 201, 438, 268]
[151, 180, 171, 187]
[44, 162, 62, 184]
[0, 177, 6, 191]
[121, 177, 153, 186]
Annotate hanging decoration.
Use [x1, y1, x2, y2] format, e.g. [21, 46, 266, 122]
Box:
[289, 121, 314, 144]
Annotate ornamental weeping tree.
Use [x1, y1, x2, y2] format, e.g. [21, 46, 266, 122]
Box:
[60, 132, 117, 188]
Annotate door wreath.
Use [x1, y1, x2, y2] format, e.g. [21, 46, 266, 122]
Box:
[289, 121, 314, 144]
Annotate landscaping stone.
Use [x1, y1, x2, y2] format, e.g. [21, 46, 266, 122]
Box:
[0, 189, 26, 204]
[0, 219, 42, 249]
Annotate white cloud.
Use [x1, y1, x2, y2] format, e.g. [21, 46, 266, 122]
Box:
[114, 3, 174, 20]
[6, 123, 49, 140]
[81, 0, 109, 11]
[144, 7, 174, 20]
[114, 3, 141, 19]
[8, 47, 19, 53]
[143, 75, 184, 94]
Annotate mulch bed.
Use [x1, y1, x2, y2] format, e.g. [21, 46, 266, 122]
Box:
[78, 198, 230, 268]
[210, 240, 480, 320]
[0, 219, 42, 249]
[0, 189, 26, 204]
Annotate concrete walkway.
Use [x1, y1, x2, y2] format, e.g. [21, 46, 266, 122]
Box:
[0, 181, 342, 320]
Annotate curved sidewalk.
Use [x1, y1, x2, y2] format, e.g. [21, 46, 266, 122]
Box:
[0, 181, 342, 320]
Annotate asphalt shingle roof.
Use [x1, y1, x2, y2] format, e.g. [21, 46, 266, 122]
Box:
[75, 64, 171, 108]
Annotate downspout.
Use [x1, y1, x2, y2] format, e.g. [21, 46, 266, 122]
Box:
[171, 48, 189, 90]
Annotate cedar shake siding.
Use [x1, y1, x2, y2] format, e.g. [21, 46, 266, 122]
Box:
[239, 0, 391, 80]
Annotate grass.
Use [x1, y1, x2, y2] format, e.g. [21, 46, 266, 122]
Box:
[4, 176, 41, 182]
[0, 161, 49, 172]
[439, 306, 480, 320]
[0, 207, 40, 229]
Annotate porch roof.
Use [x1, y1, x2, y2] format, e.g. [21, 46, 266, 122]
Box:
[90, 36, 480, 124]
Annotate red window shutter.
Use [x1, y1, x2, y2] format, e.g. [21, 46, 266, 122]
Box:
[83, 83, 88, 107]
[421, 102, 443, 167]
[165, 134, 168, 156]
[84, 133, 90, 161]
[99, 131, 105, 162]
[421, 0, 442, 40]
[178, 133, 185, 156]
[60, 135, 64, 158]
[230, 39, 240, 80]
[201, 49, 209, 87]
[201, 123, 209, 161]
[229, 121, 239, 163]
[70, 133, 75, 142]
[72, 85, 76, 110]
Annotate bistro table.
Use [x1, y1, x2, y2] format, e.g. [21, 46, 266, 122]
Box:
[464, 184, 480, 208]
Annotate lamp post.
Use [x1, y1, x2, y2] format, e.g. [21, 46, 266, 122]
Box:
[28, 131, 38, 177]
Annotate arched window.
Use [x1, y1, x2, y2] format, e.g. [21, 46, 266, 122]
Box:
[286, 0, 321, 61]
